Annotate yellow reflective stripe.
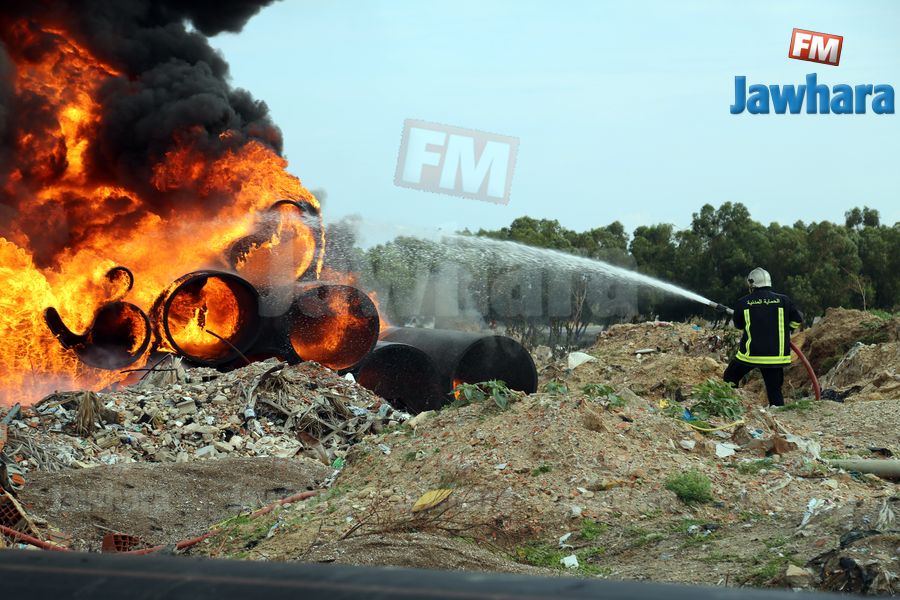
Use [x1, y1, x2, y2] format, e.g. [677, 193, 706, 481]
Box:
[736, 352, 791, 365]
[789, 321, 801, 329]
[743, 308, 752, 355]
[778, 307, 785, 357]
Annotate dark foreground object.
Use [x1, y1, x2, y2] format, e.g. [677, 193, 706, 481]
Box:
[0, 550, 831, 600]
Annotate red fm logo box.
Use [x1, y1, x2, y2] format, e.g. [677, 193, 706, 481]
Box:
[789, 28, 842, 66]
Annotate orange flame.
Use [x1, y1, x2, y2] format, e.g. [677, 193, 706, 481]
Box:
[0, 24, 320, 405]
[452, 379, 464, 400]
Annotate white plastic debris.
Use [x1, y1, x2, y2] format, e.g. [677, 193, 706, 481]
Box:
[566, 352, 596, 370]
[558, 532, 574, 549]
[715, 442, 739, 458]
[560, 554, 579, 569]
[799, 498, 828, 528]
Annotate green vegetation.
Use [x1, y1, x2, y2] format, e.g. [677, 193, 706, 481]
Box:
[530, 465, 553, 476]
[867, 308, 896, 320]
[514, 542, 608, 576]
[582, 383, 625, 407]
[699, 550, 745, 564]
[743, 555, 798, 586]
[451, 380, 516, 410]
[579, 519, 607, 541]
[669, 518, 705, 533]
[543, 381, 569, 395]
[690, 379, 744, 421]
[777, 399, 815, 412]
[738, 510, 766, 522]
[623, 526, 665, 548]
[665, 470, 714, 505]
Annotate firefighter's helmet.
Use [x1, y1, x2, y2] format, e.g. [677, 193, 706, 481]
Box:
[747, 267, 772, 289]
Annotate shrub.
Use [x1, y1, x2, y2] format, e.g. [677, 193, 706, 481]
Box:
[665, 470, 714, 504]
[451, 380, 515, 410]
[690, 379, 744, 421]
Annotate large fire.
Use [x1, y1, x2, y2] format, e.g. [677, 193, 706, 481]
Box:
[0, 20, 329, 405]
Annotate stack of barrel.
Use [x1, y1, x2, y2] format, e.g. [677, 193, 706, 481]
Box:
[43, 201, 537, 413]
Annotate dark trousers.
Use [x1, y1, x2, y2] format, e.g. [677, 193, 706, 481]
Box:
[723, 359, 784, 406]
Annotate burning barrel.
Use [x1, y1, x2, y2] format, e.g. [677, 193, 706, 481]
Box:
[154, 271, 261, 367]
[354, 342, 444, 413]
[281, 283, 380, 370]
[368, 328, 538, 412]
[44, 302, 151, 370]
[228, 199, 323, 288]
[43, 265, 151, 370]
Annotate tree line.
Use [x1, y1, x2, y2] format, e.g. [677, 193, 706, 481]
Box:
[473, 203, 899, 322]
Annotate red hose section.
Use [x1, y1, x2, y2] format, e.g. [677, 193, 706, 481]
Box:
[122, 530, 220, 556]
[0, 524, 70, 552]
[790, 340, 821, 401]
[120, 489, 321, 555]
[249, 489, 320, 519]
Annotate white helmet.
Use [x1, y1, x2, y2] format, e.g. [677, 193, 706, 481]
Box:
[747, 267, 772, 289]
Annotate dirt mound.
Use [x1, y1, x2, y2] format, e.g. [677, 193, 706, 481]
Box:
[5, 314, 899, 594]
[818, 342, 900, 402]
[191, 387, 899, 589]
[787, 308, 900, 388]
[18, 457, 330, 551]
[540, 321, 738, 401]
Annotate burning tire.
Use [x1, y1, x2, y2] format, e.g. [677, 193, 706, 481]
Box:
[228, 200, 323, 288]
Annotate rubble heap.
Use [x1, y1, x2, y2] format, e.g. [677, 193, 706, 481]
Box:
[2, 358, 409, 480]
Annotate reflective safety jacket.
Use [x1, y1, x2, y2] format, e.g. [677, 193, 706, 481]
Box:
[731, 289, 803, 366]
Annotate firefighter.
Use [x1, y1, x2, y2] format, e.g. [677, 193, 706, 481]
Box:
[723, 267, 803, 407]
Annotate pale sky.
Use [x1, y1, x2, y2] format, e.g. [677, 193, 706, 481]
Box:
[213, 0, 900, 245]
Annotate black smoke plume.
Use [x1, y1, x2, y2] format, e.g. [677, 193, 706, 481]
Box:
[0, 0, 282, 266]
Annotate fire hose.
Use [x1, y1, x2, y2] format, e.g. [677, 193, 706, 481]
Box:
[791, 340, 821, 401]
